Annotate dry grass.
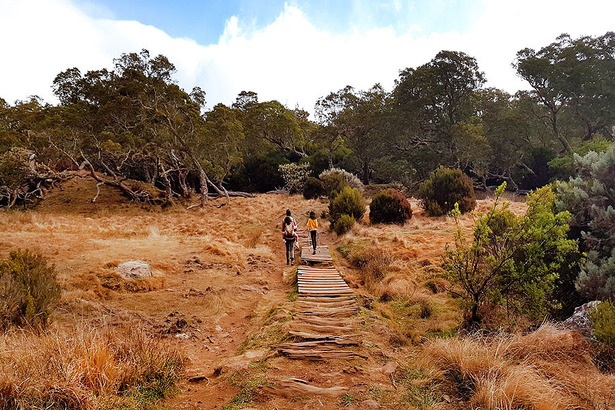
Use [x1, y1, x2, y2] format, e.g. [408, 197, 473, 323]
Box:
[0, 321, 185, 409]
[423, 323, 615, 409]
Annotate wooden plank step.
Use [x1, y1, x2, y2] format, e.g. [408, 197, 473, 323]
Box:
[278, 339, 359, 349]
[297, 301, 356, 308]
[289, 323, 353, 335]
[279, 349, 367, 360]
[297, 316, 358, 326]
[288, 331, 359, 340]
[299, 288, 352, 293]
[298, 296, 355, 302]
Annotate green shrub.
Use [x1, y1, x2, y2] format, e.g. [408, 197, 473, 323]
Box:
[369, 189, 412, 224]
[444, 185, 579, 327]
[334, 214, 355, 235]
[329, 186, 366, 226]
[319, 168, 363, 197]
[556, 143, 615, 300]
[419, 167, 476, 216]
[591, 301, 615, 347]
[303, 177, 325, 199]
[0, 249, 61, 329]
[278, 163, 311, 193]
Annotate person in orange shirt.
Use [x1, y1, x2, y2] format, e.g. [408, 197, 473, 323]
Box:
[307, 211, 318, 255]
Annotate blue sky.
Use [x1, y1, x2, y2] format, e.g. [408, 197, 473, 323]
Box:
[78, 0, 478, 45]
[1, 0, 614, 112]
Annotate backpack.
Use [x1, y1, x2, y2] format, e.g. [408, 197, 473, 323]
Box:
[284, 221, 295, 238]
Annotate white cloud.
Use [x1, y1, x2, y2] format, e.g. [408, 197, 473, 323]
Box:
[1, 0, 614, 114]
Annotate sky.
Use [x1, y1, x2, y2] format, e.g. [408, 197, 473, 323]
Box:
[1, 0, 614, 114]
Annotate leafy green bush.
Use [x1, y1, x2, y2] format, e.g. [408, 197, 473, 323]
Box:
[319, 168, 363, 197]
[303, 177, 325, 199]
[444, 184, 579, 327]
[419, 167, 476, 217]
[369, 189, 412, 224]
[591, 301, 615, 347]
[0, 249, 61, 329]
[329, 186, 366, 226]
[333, 214, 355, 235]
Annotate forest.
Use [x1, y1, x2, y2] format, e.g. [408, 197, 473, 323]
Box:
[0, 31, 613, 205]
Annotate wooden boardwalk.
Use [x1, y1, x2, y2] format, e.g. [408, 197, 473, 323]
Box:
[279, 228, 364, 361]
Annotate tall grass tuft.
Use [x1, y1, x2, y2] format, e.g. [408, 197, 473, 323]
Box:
[0, 322, 185, 409]
[0, 249, 61, 330]
[423, 323, 615, 409]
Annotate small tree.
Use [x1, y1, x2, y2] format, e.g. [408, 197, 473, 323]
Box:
[419, 167, 476, 216]
[334, 214, 355, 235]
[444, 184, 579, 326]
[369, 189, 412, 224]
[329, 186, 366, 226]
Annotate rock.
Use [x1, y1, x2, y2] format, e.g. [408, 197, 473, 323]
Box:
[175, 333, 189, 339]
[115, 260, 152, 279]
[363, 399, 379, 409]
[563, 301, 601, 334]
[381, 361, 398, 376]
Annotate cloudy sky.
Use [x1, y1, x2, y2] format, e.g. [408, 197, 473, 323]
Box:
[1, 0, 614, 113]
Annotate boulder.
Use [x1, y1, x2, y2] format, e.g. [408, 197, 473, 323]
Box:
[563, 301, 601, 335]
[115, 260, 152, 280]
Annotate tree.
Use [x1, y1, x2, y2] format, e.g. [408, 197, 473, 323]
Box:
[243, 100, 307, 158]
[392, 50, 486, 179]
[514, 32, 615, 154]
[51, 50, 229, 205]
[445, 184, 579, 326]
[316, 84, 388, 184]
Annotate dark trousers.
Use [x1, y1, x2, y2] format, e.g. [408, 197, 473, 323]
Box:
[310, 230, 317, 250]
[285, 238, 295, 262]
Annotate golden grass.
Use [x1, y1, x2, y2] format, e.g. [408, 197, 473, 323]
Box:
[0, 321, 185, 409]
[423, 323, 615, 409]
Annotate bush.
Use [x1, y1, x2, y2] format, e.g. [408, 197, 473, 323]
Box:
[329, 186, 366, 226]
[591, 301, 615, 348]
[556, 143, 615, 300]
[419, 167, 476, 216]
[303, 177, 325, 199]
[334, 214, 355, 235]
[278, 162, 311, 193]
[0, 249, 61, 329]
[319, 168, 363, 197]
[369, 189, 412, 224]
[444, 184, 579, 327]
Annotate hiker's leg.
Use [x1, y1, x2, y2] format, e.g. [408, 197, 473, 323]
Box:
[311, 230, 317, 250]
[290, 239, 295, 262]
[285, 241, 291, 264]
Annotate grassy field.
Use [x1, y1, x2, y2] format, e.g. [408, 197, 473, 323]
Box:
[1, 176, 614, 409]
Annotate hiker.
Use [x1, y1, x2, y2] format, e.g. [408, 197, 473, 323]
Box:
[282, 215, 297, 265]
[282, 209, 299, 243]
[307, 211, 318, 255]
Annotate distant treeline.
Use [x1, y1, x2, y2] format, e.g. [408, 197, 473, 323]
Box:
[1, 32, 614, 206]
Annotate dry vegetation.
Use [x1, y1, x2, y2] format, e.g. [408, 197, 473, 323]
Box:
[1, 177, 614, 409]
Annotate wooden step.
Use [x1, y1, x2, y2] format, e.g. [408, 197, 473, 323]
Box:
[279, 349, 367, 360]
